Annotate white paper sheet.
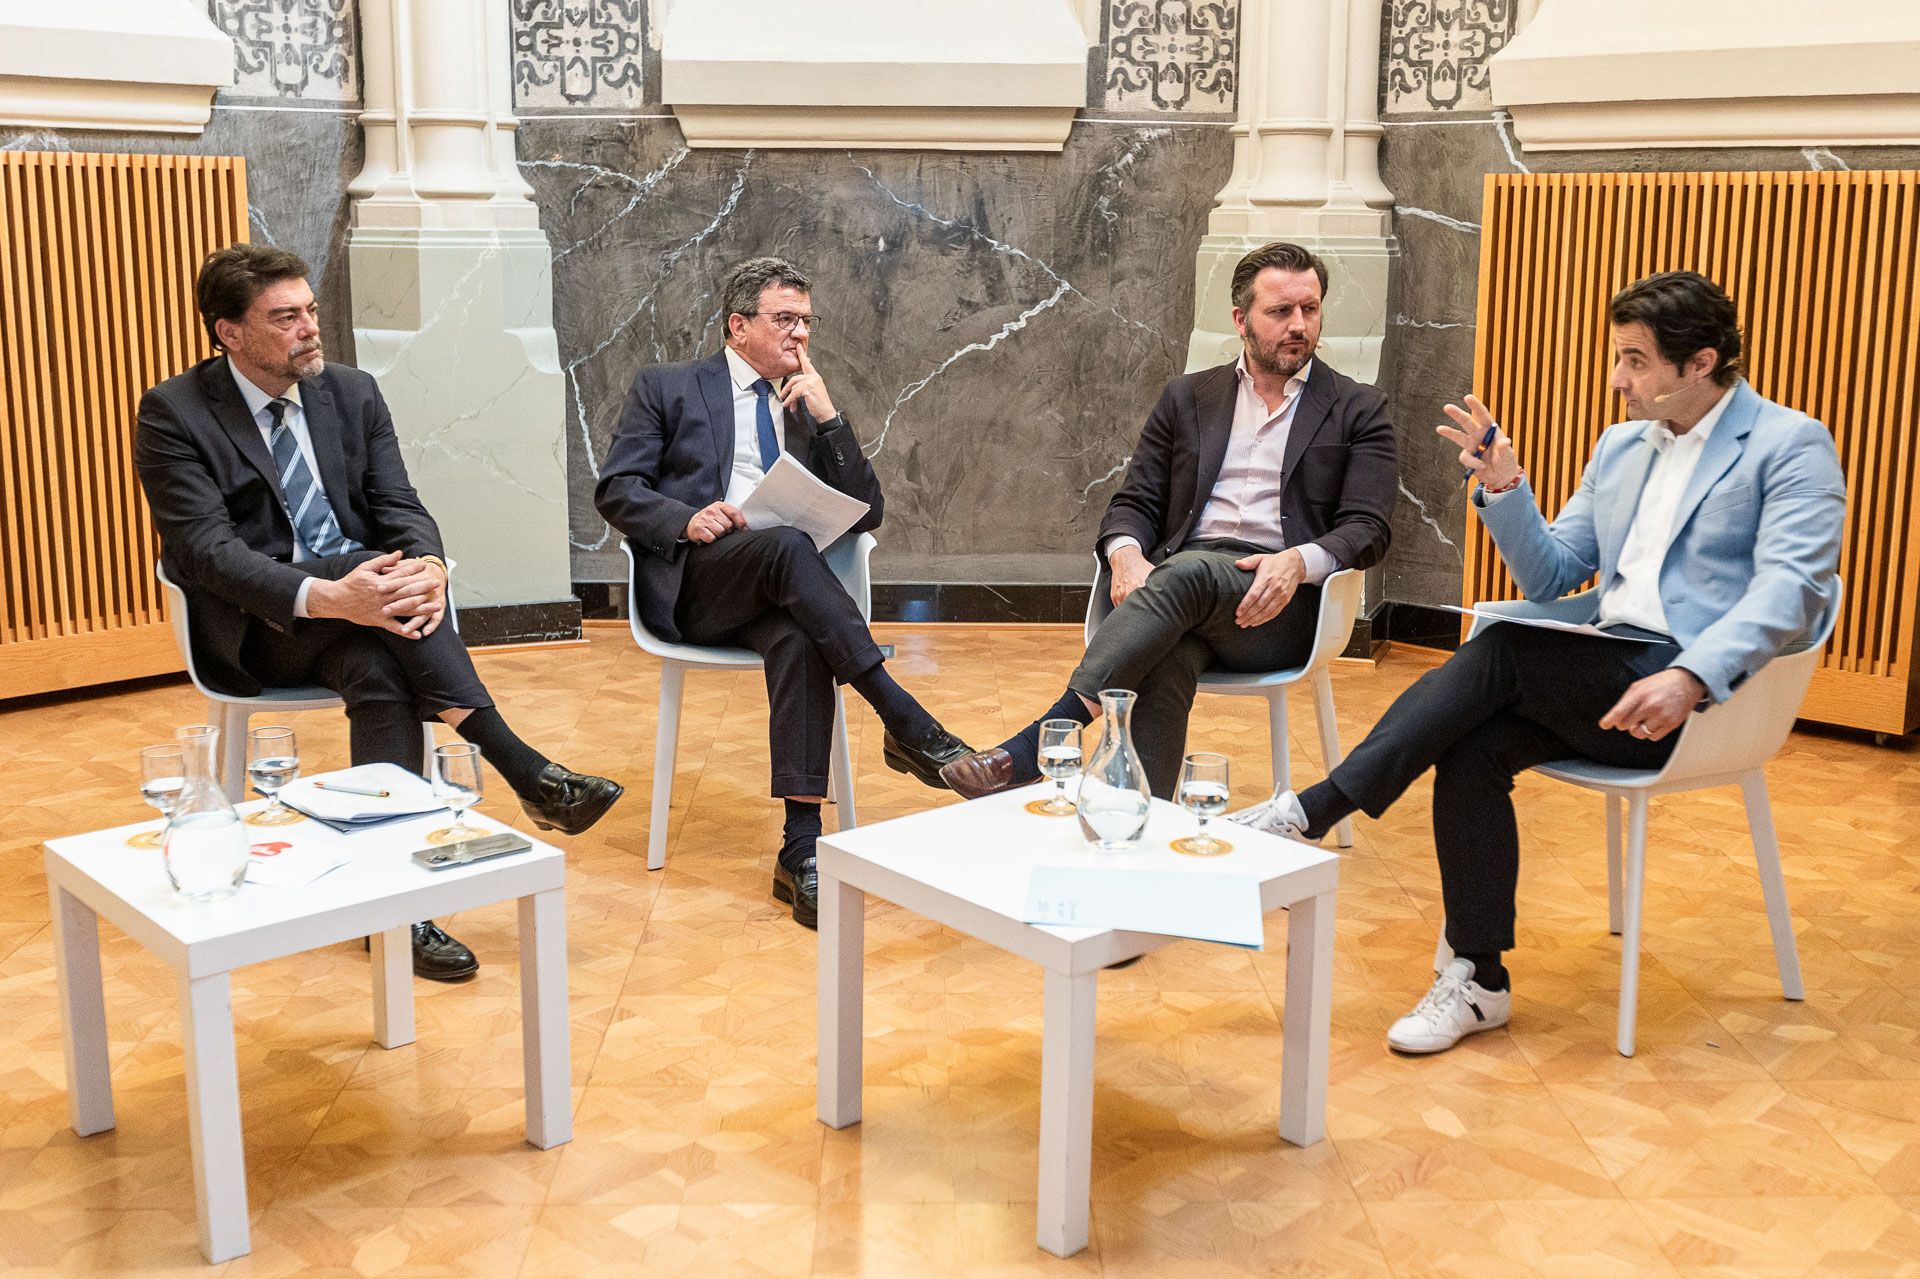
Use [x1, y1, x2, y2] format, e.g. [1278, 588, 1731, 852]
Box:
[1441, 604, 1662, 642]
[278, 762, 445, 824]
[738, 454, 871, 550]
[1022, 865, 1266, 949]
[244, 839, 354, 888]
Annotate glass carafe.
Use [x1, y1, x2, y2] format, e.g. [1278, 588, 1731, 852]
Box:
[1076, 689, 1152, 851]
[164, 727, 249, 901]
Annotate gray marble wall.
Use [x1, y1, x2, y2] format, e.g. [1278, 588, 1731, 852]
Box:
[1375, 0, 1920, 611]
[513, 1, 1242, 589]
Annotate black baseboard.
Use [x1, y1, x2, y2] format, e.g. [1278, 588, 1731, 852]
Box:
[458, 599, 583, 647]
[1372, 601, 1462, 652]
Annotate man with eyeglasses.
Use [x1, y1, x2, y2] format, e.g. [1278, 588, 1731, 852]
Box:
[597, 256, 973, 928]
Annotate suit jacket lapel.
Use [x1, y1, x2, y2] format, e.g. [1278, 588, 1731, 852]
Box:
[299, 376, 357, 533]
[1663, 384, 1755, 551]
[1281, 364, 1334, 487]
[202, 357, 285, 502]
[1189, 363, 1238, 513]
[697, 351, 736, 481]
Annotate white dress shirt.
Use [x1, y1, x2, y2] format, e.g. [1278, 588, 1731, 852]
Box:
[230, 364, 326, 616]
[722, 346, 789, 505]
[1107, 357, 1336, 584]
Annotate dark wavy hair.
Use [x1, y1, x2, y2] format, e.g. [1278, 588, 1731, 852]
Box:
[1230, 242, 1329, 311]
[196, 243, 311, 351]
[1609, 270, 1744, 387]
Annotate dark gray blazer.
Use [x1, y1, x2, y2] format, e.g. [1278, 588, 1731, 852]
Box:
[1098, 357, 1398, 572]
[134, 356, 444, 696]
[595, 350, 884, 642]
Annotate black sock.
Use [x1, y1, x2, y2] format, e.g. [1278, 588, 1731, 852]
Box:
[995, 688, 1096, 784]
[453, 706, 551, 796]
[849, 663, 939, 744]
[780, 799, 822, 872]
[1297, 778, 1357, 841]
[1456, 951, 1510, 992]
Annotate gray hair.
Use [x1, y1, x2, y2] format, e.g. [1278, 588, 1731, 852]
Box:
[721, 256, 812, 330]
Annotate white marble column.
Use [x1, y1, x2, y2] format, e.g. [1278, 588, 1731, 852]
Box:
[1186, 0, 1396, 383]
[347, 0, 571, 618]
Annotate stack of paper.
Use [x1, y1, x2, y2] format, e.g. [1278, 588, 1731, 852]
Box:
[279, 763, 447, 833]
[1022, 864, 1266, 948]
[739, 455, 871, 550]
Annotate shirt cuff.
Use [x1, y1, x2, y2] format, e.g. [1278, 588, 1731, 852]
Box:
[1296, 543, 1338, 585]
[293, 576, 315, 619]
[1103, 535, 1144, 561]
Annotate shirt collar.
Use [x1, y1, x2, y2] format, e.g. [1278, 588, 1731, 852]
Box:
[1648, 382, 1735, 452]
[228, 361, 303, 419]
[1234, 354, 1311, 404]
[724, 346, 777, 393]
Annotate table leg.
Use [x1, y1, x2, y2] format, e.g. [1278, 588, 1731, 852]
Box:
[816, 873, 863, 1129]
[1279, 888, 1336, 1147]
[519, 889, 571, 1149]
[180, 971, 249, 1263]
[370, 925, 415, 1049]
[1036, 968, 1096, 1258]
[49, 882, 114, 1136]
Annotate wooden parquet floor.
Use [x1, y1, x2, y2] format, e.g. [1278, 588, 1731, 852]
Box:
[2, 622, 1918, 1277]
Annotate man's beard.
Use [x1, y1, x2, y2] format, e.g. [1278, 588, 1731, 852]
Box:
[1248, 335, 1312, 380]
[288, 341, 325, 380]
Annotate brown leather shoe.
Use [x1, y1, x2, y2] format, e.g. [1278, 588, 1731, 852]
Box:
[939, 747, 1022, 799]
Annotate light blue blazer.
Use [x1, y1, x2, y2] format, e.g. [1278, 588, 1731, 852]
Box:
[1474, 380, 1846, 704]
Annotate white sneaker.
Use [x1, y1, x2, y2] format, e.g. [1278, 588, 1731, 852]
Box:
[1387, 959, 1512, 1054]
[1226, 788, 1311, 840]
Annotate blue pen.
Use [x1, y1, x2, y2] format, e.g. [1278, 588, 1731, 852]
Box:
[1461, 422, 1499, 484]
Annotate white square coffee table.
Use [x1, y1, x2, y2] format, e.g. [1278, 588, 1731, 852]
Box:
[42, 806, 571, 1264]
[814, 784, 1339, 1257]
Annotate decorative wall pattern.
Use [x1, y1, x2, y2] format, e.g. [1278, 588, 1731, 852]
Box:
[1104, 0, 1238, 114]
[510, 0, 646, 111]
[1385, 0, 1511, 113]
[207, 0, 359, 101]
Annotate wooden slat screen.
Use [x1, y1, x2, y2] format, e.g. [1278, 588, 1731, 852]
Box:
[1468, 171, 1920, 735]
[0, 152, 248, 700]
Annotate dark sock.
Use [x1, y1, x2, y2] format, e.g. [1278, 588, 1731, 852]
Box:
[1297, 778, 1357, 841]
[849, 663, 939, 744]
[348, 702, 426, 774]
[779, 799, 822, 872]
[453, 706, 551, 796]
[1456, 951, 1510, 992]
[995, 688, 1097, 784]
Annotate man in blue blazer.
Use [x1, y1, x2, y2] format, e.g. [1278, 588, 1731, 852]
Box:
[1232, 271, 1846, 1053]
[595, 257, 972, 928]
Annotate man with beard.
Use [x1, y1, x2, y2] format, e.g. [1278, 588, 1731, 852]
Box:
[940, 241, 1398, 801]
[135, 244, 623, 981]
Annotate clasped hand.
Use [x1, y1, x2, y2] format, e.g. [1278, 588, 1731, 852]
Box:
[309, 549, 447, 639]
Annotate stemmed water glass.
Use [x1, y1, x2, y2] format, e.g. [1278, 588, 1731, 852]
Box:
[128, 744, 186, 848]
[244, 725, 304, 826]
[426, 743, 484, 847]
[1171, 752, 1233, 856]
[1025, 719, 1083, 816]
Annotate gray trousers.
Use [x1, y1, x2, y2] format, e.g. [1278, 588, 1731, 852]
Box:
[1070, 539, 1319, 798]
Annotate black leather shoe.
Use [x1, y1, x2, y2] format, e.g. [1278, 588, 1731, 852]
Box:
[771, 855, 819, 930]
[411, 920, 478, 982]
[519, 763, 624, 836]
[882, 726, 974, 790]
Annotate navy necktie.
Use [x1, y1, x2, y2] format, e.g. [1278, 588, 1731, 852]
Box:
[751, 378, 780, 472]
[265, 397, 360, 558]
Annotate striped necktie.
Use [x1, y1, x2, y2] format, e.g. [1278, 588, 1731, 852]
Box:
[265, 397, 361, 559]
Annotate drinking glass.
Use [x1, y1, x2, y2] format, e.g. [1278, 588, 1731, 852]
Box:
[1025, 719, 1083, 816]
[426, 743, 484, 846]
[128, 744, 186, 848]
[1171, 752, 1233, 856]
[244, 726, 303, 826]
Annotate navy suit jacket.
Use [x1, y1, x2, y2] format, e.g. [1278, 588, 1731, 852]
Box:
[595, 351, 884, 642]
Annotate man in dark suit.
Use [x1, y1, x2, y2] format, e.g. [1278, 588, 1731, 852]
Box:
[136, 244, 623, 980]
[941, 241, 1398, 799]
[595, 256, 972, 929]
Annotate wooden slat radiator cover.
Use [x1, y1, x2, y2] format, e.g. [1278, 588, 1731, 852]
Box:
[0, 152, 248, 700]
[1467, 171, 1920, 735]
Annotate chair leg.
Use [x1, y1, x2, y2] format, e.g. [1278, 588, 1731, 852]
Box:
[1605, 795, 1624, 936]
[830, 689, 857, 831]
[1741, 771, 1805, 1001]
[647, 663, 685, 872]
[215, 703, 247, 804]
[419, 721, 437, 775]
[1310, 671, 1352, 849]
[1616, 794, 1650, 1057]
[1267, 689, 1291, 797]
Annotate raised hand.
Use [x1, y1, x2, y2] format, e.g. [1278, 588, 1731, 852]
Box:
[778, 345, 838, 423]
[1436, 394, 1521, 490]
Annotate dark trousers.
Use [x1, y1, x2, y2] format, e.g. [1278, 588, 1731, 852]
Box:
[1330, 622, 1681, 955]
[674, 526, 886, 797]
[1071, 539, 1319, 798]
[237, 552, 492, 774]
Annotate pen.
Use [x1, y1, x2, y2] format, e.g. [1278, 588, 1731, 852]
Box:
[1461, 421, 1499, 484]
[313, 781, 391, 797]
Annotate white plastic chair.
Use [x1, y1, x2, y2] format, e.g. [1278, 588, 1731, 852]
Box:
[157, 561, 456, 803]
[1085, 560, 1364, 847]
[1437, 580, 1842, 1056]
[621, 532, 874, 871]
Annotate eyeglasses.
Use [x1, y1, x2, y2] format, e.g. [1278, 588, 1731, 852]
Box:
[745, 311, 821, 333]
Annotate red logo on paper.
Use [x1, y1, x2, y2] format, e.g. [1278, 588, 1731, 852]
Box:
[249, 841, 293, 857]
